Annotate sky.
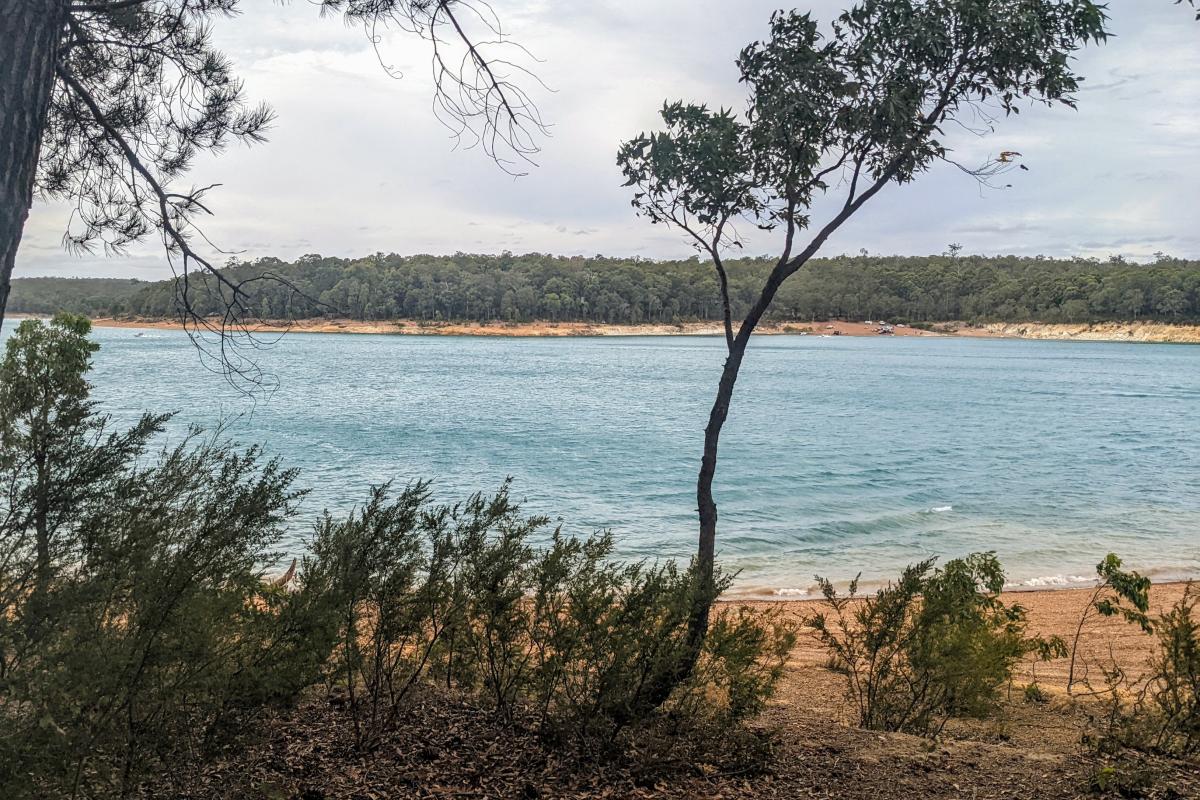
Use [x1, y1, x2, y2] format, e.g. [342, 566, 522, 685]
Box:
[17, 0, 1200, 281]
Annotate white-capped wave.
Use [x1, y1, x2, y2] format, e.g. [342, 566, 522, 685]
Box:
[1007, 574, 1093, 589]
[772, 587, 815, 598]
[923, 505, 953, 514]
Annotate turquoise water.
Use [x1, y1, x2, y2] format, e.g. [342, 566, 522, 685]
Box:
[5, 321, 1198, 596]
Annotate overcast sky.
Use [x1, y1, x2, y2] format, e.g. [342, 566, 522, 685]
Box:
[17, 1, 1200, 281]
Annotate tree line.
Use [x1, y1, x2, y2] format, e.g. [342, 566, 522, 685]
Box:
[9, 251, 1200, 326]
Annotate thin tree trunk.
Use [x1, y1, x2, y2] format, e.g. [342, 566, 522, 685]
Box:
[634, 283, 783, 710]
[34, 451, 50, 596]
[0, 1, 66, 328]
[691, 340, 748, 636]
[689, 268, 787, 642]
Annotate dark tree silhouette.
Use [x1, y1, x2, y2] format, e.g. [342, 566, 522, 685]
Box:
[618, 0, 1111, 685]
[0, 0, 546, 377]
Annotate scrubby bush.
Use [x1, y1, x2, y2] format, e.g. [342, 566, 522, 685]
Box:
[0, 316, 799, 795]
[303, 482, 441, 749]
[671, 604, 797, 727]
[0, 316, 335, 798]
[809, 553, 1065, 736]
[1024, 683, 1051, 704]
[1085, 756, 1157, 797]
[1089, 585, 1200, 758]
[303, 484, 797, 750]
[302, 483, 553, 748]
[1068, 553, 1153, 694]
[1148, 586, 1199, 754]
[521, 530, 722, 741]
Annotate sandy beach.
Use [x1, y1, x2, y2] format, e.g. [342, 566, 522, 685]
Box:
[708, 580, 1199, 798]
[78, 316, 939, 337]
[740, 581, 1194, 709]
[70, 315, 1200, 343]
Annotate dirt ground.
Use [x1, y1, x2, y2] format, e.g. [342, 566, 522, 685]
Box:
[143, 582, 1198, 800]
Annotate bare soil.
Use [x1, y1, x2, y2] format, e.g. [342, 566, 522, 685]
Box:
[143, 582, 1199, 800]
[21, 313, 1200, 342]
[82, 316, 941, 338]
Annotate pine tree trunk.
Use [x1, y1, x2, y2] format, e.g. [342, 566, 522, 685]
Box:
[0, 1, 66, 329]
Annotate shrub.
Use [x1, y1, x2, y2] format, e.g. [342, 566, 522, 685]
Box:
[524, 531, 714, 740]
[302, 483, 542, 748]
[1086, 757, 1156, 797]
[0, 430, 333, 799]
[671, 603, 798, 727]
[0, 317, 336, 798]
[1025, 683, 1051, 704]
[1147, 585, 1199, 754]
[1068, 553, 1153, 694]
[809, 553, 1064, 736]
[1089, 584, 1199, 758]
[302, 486, 797, 750]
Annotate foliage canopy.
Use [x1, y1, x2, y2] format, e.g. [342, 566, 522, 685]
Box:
[12, 252, 1200, 326]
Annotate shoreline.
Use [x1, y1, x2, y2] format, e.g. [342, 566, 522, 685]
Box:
[738, 578, 1198, 786]
[723, 571, 1197, 603]
[30, 314, 1200, 343]
[721, 577, 1195, 605]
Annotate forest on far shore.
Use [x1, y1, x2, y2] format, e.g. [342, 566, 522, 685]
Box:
[10, 252, 1200, 326]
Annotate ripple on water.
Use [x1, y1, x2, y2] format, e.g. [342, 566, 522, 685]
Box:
[4, 324, 1193, 593]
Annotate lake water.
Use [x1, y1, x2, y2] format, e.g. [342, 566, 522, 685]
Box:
[5, 321, 1198, 596]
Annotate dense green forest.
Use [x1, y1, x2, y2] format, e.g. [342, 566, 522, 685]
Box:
[10, 252, 1200, 325]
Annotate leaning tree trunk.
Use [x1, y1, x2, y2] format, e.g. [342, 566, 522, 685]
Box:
[690, 339, 749, 640]
[631, 337, 753, 716]
[687, 262, 794, 645]
[633, 269, 794, 715]
[0, 1, 66, 329]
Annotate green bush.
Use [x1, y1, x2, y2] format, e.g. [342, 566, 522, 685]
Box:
[1068, 553, 1153, 694]
[302, 484, 797, 749]
[0, 316, 335, 798]
[0, 315, 799, 794]
[522, 530, 714, 740]
[1089, 584, 1199, 758]
[302, 482, 545, 748]
[670, 604, 797, 727]
[1086, 757, 1156, 797]
[808, 553, 1064, 736]
[1024, 683, 1051, 704]
[1148, 586, 1199, 755]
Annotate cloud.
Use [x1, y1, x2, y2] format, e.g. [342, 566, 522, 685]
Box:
[952, 220, 1049, 236]
[16, 1, 1198, 281]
